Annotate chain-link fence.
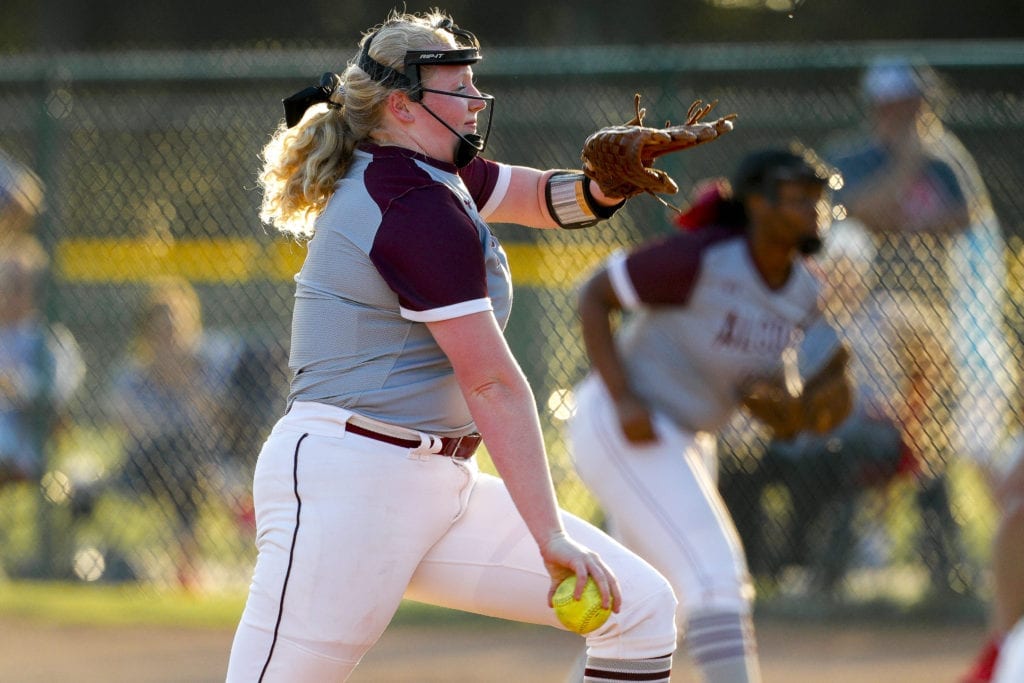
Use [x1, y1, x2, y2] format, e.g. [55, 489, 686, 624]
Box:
[2, 43, 1023, 610]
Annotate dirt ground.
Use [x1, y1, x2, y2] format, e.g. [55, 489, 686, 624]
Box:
[1, 614, 987, 682]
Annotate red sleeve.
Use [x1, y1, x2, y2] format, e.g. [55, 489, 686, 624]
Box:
[458, 157, 502, 208]
[370, 185, 487, 313]
[625, 226, 741, 305]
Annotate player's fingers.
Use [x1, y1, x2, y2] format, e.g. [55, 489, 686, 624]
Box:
[544, 562, 576, 607]
[585, 560, 621, 612]
[546, 577, 561, 607]
[568, 570, 592, 603]
[601, 570, 623, 613]
[546, 563, 577, 607]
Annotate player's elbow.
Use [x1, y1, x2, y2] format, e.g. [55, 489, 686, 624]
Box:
[460, 365, 531, 406]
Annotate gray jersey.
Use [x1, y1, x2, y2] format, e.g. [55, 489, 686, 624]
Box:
[606, 226, 831, 433]
[288, 144, 511, 436]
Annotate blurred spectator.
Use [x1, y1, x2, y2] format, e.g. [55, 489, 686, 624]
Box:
[99, 277, 227, 589]
[0, 233, 86, 488]
[825, 56, 1015, 595]
[0, 150, 45, 240]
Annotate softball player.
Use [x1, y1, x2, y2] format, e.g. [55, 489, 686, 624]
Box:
[225, 10, 677, 682]
[566, 149, 852, 683]
[961, 444, 1024, 683]
[993, 617, 1024, 683]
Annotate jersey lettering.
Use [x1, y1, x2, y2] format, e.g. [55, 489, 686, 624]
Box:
[712, 311, 792, 355]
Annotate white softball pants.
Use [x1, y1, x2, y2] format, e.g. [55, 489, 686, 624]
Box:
[567, 375, 755, 627]
[225, 401, 676, 682]
[994, 617, 1024, 683]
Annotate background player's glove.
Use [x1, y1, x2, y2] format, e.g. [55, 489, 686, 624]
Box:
[739, 380, 805, 441]
[581, 94, 737, 199]
[740, 344, 853, 440]
[800, 344, 853, 434]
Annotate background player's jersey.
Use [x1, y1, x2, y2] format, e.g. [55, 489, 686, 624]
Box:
[287, 144, 511, 435]
[607, 226, 829, 434]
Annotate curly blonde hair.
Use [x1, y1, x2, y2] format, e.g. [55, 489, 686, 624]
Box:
[259, 8, 462, 238]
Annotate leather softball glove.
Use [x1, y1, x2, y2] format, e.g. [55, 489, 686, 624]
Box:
[581, 94, 737, 199]
[740, 345, 853, 441]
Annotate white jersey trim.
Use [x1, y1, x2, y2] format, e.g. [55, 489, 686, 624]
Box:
[401, 297, 493, 322]
[477, 163, 512, 220]
[606, 250, 641, 310]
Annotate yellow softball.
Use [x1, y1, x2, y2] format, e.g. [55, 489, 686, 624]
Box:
[552, 576, 612, 635]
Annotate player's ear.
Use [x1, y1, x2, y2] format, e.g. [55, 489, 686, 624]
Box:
[387, 90, 416, 123]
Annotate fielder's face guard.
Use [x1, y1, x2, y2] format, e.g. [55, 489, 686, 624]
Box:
[768, 165, 832, 255]
[732, 149, 837, 256]
[357, 18, 495, 167]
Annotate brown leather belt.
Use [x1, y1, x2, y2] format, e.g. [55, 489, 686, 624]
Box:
[344, 422, 481, 460]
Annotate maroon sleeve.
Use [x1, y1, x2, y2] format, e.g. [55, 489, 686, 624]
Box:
[458, 157, 502, 209]
[625, 226, 741, 305]
[370, 185, 487, 313]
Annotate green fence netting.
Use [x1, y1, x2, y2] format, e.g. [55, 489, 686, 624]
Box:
[1, 43, 1022, 610]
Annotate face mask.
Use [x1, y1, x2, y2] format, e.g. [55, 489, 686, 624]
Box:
[358, 19, 495, 167]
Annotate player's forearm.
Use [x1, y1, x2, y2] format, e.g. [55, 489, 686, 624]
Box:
[488, 167, 562, 228]
[430, 312, 565, 544]
[461, 372, 565, 544]
[579, 273, 632, 401]
[487, 167, 624, 230]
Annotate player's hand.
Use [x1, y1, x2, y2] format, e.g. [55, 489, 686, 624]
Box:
[614, 393, 657, 443]
[739, 378, 804, 440]
[539, 531, 622, 613]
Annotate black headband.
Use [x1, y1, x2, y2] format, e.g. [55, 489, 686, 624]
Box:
[280, 20, 483, 129]
[356, 18, 481, 101]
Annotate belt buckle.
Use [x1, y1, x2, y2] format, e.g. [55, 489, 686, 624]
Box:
[449, 433, 480, 461]
[445, 435, 466, 460]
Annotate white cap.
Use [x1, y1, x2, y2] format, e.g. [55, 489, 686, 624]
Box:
[862, 57, 926, 103]
[0, 151, 44, 217]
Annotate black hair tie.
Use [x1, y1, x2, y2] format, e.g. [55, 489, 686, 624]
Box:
[282, 72, 342, 128]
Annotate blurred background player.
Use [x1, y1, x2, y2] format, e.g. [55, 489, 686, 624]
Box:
[993, 614, 1024, 683]
[565, 147, 853, 683]
[961, 442, 1024, 682]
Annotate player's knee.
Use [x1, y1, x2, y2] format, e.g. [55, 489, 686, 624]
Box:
[676, 575, 755, 628]
[613, 569, 678, 655]
[642, 572, 678, 632]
